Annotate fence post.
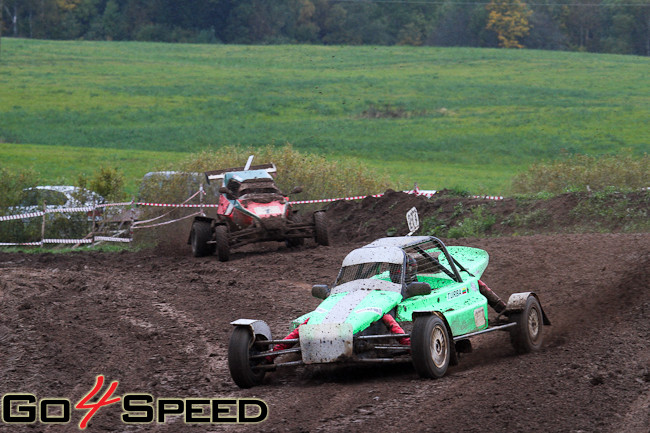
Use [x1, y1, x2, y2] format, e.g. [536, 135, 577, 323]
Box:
[200, 184, 204, 216]
[129, 197, 136, 242]
[91, 196, 96, 246]
[41, 200, 47, 245]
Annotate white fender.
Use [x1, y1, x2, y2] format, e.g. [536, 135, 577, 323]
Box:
[505, 292, 551, 325]
[230, 319, 273, 341]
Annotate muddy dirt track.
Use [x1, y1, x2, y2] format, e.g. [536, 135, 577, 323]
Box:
[1, 230, 649, 432]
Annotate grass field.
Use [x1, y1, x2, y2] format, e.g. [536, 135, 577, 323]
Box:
[0, 143, 182, 195]
[1, 38, 648, 195]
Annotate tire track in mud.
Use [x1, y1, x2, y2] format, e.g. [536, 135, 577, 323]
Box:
[106, 266, 236, 396]
[0, 267, 74, 393]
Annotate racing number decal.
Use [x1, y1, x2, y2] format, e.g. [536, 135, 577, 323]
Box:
[256, 206, 281, 216]
[406, 207, 419, 235]
[474, 307, 486, 328]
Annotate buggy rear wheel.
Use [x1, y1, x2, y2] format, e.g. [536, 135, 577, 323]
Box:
[411, 315, 451, 379]
[509, 296, 544, 353]
[228, 327, 266, 388]
[214, 225, 230, 262]
[314, 212, 329, 246]
[190, 221, 214, 257]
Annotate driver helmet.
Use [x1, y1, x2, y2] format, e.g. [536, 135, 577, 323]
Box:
[405, 255, 418, 284]
[389, 255, 418, 284]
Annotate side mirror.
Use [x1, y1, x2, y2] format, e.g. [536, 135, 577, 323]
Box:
[290, 186, 303, 195]
[405, 282, 431, 299]
[312, 284, 330, 300]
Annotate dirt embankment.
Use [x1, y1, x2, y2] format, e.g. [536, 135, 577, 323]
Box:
[326, 189, 650, 243]
[0, 191, 649, 432]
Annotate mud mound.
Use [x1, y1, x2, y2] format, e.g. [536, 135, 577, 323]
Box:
[325, 190, 649, 242]
[326, 189, 424, 242]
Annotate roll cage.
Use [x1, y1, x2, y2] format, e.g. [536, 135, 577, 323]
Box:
[333, 236, 472, 293]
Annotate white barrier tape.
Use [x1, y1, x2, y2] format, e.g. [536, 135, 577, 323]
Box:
[290, 189, 506, 205]
[0, 241, 43, 246]
[290, 194, 384, 205]
[42, 238, 93, 244]
[130, 189, 209, 228]
[414, 190, 438, 196]
[472, 195, 504, 200]
[131, 211, 171, 226]
[98, 201, 135, 208]
[0, 206, 102, 220]
[46, 206, 94, 214]
[0, 237, 130, 246]
[132, 205, 209, 226]
[0, 211, 45, 221]
[135, 202, 218, 208]
[94, 236, 132, 243]
[1, 187, 503, 228]
[132, 211, 203, 230]
[134, 187, 212, 209]
[2, 188, 499, 217]
[94, 190, 203, 210]
[289, 189, 439, 205]
[136, 189, 203, 208]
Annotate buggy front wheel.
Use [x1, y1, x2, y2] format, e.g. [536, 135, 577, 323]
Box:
[228, 327, 267, 388]
[411, 315, 451, 379]
[190, 221, 214, 257]
[214, 225, 230, 262]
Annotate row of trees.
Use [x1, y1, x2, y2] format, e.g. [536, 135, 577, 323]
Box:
[1, 0, 649, 55]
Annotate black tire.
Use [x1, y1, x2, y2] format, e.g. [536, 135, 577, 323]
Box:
[190, 221, 213, 257]
[510, 296, 544, 353]
[214, 225, 230, 262]
[313, 212, 329, 246]
[411, 315, 451, 379]
[286, 213, 304, 247]
[228, 327, 266, 388]
[449, 344, 460, 366]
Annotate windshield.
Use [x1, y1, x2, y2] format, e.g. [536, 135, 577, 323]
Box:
[336, 262, 403, 286]
[332, 246, 406, 295]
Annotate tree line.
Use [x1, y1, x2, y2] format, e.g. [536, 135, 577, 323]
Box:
[1, 0, 649, 55]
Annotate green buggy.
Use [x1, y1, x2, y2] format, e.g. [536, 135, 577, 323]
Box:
[228, 236, 550, 388]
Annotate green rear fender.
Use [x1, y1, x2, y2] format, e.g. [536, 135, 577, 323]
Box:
[444, 246, 489, 280]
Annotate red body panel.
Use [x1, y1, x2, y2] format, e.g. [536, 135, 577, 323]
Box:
[218, 195, 288, 230]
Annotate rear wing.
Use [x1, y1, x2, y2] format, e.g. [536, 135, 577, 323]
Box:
[204, 163, 277, 184]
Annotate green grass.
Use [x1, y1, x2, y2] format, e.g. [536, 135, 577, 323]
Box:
[512, 153, 649, 194]
[1, 39, 648, 195]
[0, 143, 182, 196]
[367, 159, 523, 194]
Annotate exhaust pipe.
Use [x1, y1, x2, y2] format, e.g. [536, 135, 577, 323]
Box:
[478, 280, 506, 313]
